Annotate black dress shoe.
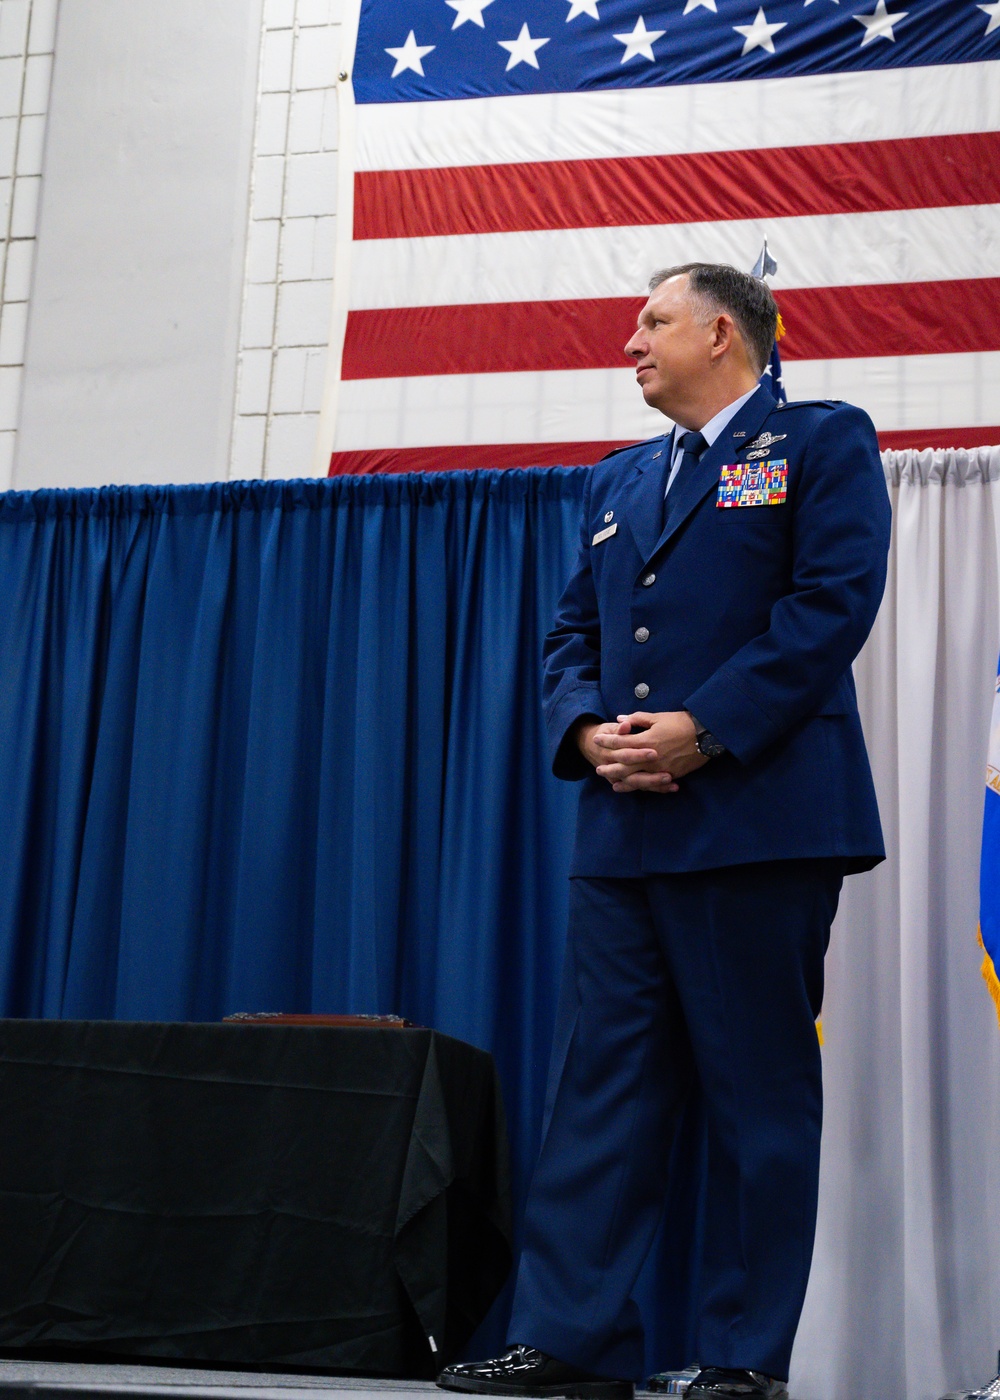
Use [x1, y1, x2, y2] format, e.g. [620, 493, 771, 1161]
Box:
[436, 1343, 634, 1399]
[685, 1368, 788, 1400]
[940, 1373, 1000, 1400]
[647, 1365, 700, 1394]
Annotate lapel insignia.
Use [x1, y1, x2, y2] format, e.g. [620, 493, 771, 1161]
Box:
[592, 522, 618, 545]
[718, 459, 788, 509]
[651, 451, 662, 459]
[733, 430, 747, 438]
[742, 430, 787, 460]
[604, 510, 614, 523]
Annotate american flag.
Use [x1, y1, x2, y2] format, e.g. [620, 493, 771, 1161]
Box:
[321, 0, 1000, 475]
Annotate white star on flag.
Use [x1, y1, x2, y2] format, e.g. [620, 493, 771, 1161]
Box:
[446, 0, 495, 28]
[385, 30, 435, 76]
[613, 15, 666, 62]
[566, 0, 601, 18]
[733, 7, 788, 54]
[682, 0, 717, 12]
[498, 22, 550, 69]
[978, 0, 1000, 34]
[853, 0, 908, 44]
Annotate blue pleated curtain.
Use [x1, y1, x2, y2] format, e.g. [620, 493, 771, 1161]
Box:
[0, 469, 700, 1371]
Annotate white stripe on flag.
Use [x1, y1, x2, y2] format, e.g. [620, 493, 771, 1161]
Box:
[334, 352, 1000, 450]
[348, 205, 1000, 310]
[355, 62, 1000, 171]
[785, 352, 1000, 430]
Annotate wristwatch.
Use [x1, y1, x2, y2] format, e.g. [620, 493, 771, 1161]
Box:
[693, 722, 726, 759]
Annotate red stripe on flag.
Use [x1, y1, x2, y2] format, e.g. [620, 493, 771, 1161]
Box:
[777, 280, 1000, 361]
[329, 430, 1000, 476]
[341, 279, 1000, 380]
[328, 442, 633, 474]
[354, 133, 1000, 240]
[877, 426, 1000, 451]
[342, 298, 642, 379]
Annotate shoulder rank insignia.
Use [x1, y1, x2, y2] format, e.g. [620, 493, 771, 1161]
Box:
[718, 459, 788, 509]
[742, 430, 787, 459]
[599, 434, 668, 463]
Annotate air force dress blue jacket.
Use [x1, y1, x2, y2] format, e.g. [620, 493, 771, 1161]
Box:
[542, 385, 892, 877]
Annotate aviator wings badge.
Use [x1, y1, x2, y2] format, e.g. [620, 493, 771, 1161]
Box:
[743, 430, 787, 460]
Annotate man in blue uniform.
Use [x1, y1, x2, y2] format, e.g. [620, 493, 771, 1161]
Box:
[438, 264, 891, 1400]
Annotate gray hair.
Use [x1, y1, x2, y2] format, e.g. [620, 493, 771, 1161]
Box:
[648, 262, 778, 377]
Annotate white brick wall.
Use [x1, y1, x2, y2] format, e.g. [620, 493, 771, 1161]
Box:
[230, 0, 342, 481]
[0, 0, 57, 488]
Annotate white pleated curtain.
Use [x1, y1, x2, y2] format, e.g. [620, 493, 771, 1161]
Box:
[792, 448, 1000, 1400]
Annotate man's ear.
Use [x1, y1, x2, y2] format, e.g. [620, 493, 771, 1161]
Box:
[708, 313, 739, 364]
[709, 313, 736, 361]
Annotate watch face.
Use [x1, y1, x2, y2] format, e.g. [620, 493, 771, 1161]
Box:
[698, 732, 725, 759]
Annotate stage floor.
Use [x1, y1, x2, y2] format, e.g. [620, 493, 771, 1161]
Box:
[0, 1361, 433, 1400]
[0, 1361, 660, 1400]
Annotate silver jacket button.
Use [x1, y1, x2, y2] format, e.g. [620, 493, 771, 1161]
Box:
[634, 683, 650, 700]
[641, 572, 656, 587]
[634, 627, 649, 643]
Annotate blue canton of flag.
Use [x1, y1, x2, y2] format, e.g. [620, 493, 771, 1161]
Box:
[356, 0, 995, 103]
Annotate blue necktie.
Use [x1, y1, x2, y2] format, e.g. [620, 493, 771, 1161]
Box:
[664, 429, 707, 527]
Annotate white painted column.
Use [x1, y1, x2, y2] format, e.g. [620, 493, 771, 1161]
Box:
[13, 0, 263, 489]
[0, 0, 57, 491]
[230, 0, 343, 482]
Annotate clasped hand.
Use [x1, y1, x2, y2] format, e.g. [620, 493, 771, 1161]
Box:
[576, 710, 709, 794]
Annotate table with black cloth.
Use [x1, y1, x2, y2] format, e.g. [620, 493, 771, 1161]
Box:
[0, 1020, 512, 1376]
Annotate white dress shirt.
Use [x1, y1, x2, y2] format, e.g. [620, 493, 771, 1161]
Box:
[664, 385, 759, 497]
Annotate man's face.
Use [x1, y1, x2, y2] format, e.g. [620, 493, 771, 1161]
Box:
[624, 274, 715, 416]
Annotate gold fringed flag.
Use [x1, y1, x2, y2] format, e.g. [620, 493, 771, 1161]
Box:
[980, 663, 1000, 1027]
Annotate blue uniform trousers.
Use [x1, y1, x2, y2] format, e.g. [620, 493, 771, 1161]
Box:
[507, 859, 844, 1382]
